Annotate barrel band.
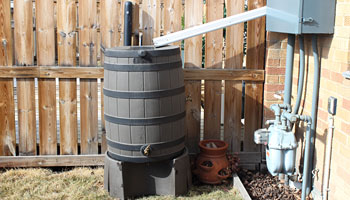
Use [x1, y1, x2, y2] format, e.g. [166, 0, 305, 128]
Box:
[103, 45, 180, 58]
[104, 61, 182, 72]
[104, 111, 185, 126]
[106, 148, 185, 163]
[106, 136, 185, 152]
[103, 86, 184, 99]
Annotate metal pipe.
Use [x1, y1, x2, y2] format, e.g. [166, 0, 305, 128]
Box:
[285, 175, 290, 186]
[124, 1, 133, 46]
[301, 121, 312, 200]
[283, 34, 295, 106]
[270, 104, 281, 126]
[307, 35, 321, 195]
[282, 112, 298, 123]
[293, 35, 305, 114]
[302, 35, 321, 200]
[322, 116, 334, 200]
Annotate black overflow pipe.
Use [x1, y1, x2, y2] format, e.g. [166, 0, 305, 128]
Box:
[124, 1, 133, 46]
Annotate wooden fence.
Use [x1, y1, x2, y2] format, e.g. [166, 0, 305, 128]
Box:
[0, 0, 266, 168]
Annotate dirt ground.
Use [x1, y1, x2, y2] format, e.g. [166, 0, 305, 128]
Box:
[0, 167, 242, 200]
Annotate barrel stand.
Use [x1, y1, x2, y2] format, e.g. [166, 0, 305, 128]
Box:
[104, 148, 191, 200]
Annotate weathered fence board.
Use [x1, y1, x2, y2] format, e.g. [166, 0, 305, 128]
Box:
[184, 0, 202, 154]
[244, 0, 266, 152]
[57, 0, 78, 155]
[37, 0, 57, 155]
[224, 0, 244, 152]
[100, 0, 121, 154]
[0, 0, 15, 156]
[163, 0, 182, 47]
[0, 67, 264, 80]
[141, 0, 161, 45]
[204, 0, 224, 140]
[79, 0, 99, 154]
[14, 0, 37, 156]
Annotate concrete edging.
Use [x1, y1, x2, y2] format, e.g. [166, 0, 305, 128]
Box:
[233, 173, 252, 200]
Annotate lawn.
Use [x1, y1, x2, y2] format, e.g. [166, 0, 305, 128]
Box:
[0, 168, 242, 200]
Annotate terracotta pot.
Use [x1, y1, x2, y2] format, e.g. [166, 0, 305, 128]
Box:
[194, 139, 229, 184]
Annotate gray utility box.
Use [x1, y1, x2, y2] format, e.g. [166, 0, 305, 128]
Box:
[267, 0, 336, 34]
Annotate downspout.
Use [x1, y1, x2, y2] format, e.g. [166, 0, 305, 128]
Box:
[292, 35, 305, 114]
[301, 35, 321, 200]
[124, 1, 133, 46]
[323, 116, 334, 200]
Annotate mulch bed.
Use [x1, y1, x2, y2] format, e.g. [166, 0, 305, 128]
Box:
[190, 153, 302, 200]
[237, 169, 301, 200]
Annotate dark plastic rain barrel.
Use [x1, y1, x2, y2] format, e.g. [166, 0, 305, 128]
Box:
[103, 45, 185, 163]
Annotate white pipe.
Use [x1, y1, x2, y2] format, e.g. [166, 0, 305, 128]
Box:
[153, 6, 267, 47]
[323, 116, 335, 200]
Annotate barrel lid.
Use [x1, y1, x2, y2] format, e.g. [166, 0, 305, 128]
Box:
[102, 45, 180, 58]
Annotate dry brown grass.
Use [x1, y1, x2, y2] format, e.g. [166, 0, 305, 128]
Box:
[0, 168, 111, 200]
[0, 168, 242, 200]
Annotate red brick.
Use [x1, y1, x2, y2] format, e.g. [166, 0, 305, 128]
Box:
[264, 109, 275, 120]
[345, 16, 350, 26]
[317, 109, 328, 121]
[321, 68, 331, 79]
[267, 49, 281, 59]
[265, 75, 279, 83]
[267, 41, 281, 49]
[266, 32, 287, 42]
[266, 58, 280, 66]
[341, 63, 350, 72]
[292, 77, 298, 85]
[264, 101, 278, 109]
[344, 79, 350, 87]
[279, 76, 285, 84]
[280, 58, 286, 66]
[330, 71, 344, 83]
[337, 164, 350, 184]
[339, 144, 350, 163]
[280, 49, 287, 58]
[341, 121, 350, 134]
[266, 67, 285, 75]
[316, 119, 328, 131]
[265, 84, 284, 92]
[264, 91, 279, 101]
[321, 47, 331, 58]
[319, 98, 323, 108]
[343, 98, 350, 110]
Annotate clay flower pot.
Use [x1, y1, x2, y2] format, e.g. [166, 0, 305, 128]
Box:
[194, 139, 229, 184]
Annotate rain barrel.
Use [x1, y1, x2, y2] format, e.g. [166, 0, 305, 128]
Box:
[103, 45, 185, 163]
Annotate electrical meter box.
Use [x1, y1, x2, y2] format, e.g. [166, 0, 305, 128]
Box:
[267, 0, 336, 34]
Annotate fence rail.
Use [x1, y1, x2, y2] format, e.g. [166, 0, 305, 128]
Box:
[0, 0, 266, 168]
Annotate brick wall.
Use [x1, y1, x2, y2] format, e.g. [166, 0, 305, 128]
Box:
[263, 1, 350, 199]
